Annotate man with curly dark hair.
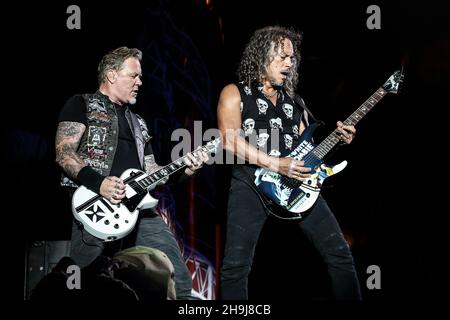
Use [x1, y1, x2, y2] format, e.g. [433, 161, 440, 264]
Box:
[217, 26, 361, 300]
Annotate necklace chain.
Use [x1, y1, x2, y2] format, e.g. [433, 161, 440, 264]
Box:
[261, 88, 277, 99]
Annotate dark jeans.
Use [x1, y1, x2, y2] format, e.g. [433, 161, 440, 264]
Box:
[220, 168, 362, 300]
[71, 213, 192, 299]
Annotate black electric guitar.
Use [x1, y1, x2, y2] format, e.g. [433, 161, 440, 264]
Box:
[254, 70, 404, 219]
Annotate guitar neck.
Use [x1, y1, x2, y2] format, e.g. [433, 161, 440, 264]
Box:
[312, 87, 387, 160]
[134, 144, 212, 190]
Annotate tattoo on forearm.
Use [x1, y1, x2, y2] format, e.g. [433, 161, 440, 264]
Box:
[144, 155, 161, 174]
[58, 144, 85, 178]
[55, 122, 86, 179]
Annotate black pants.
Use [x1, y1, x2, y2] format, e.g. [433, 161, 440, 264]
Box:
[220, 168, 362, 300]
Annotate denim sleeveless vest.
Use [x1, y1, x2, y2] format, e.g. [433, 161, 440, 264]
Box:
[60, 91, 151, 188]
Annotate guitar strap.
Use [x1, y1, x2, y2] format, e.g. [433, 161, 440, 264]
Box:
[293, 94, 324, 127]
[127, 111, 146, 170]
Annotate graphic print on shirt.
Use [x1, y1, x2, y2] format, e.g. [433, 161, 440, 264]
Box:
[243, 118, 255, 136]
[282, 103, 294, 119]
[89, 97, 108, 113]
[284, 134, 293, 150]
[256, 133, 270, 148]
[87, 126, 107, 147]
[269, 117, 283, 130]
[256, 98, 269, 115]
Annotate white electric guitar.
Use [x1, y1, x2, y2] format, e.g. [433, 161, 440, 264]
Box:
[72, 138, 221, 241]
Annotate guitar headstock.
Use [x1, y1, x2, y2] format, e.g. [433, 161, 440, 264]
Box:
[382, 68, 405, 94]
[204, 137, 222, 154]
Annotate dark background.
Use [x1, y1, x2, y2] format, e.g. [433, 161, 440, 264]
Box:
[7, 0, 449, 301]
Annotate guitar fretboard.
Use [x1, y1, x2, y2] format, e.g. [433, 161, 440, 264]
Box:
[131, 143, 215, 191]
[311, 87, 387, 160]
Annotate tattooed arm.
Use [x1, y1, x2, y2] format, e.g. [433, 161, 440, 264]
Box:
[144, 155, 159, 175]
[55, 121, 87, 179]
[144, 155, 169, 184]
[55, 121, 125, 202]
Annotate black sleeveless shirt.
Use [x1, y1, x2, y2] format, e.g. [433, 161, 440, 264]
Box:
[237, 82, 303, 157]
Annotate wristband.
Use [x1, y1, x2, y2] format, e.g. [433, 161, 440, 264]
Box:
[77, 166, 105, 194]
